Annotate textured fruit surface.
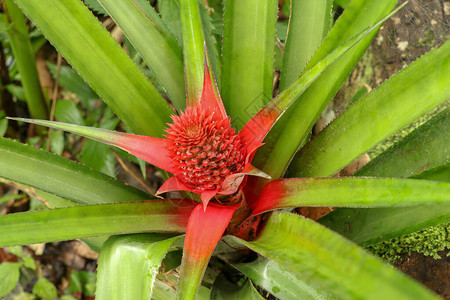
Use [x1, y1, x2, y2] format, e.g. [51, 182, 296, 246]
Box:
[165, 105, 246, 192]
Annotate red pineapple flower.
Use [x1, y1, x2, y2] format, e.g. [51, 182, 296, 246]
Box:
[148, 62, 271, 208]
[15, 59, 272, 209]
[164, 106, 246, 193]
[9, 53, 299, 297]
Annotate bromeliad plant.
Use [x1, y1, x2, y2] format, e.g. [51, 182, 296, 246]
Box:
[0, 0, 449, 299]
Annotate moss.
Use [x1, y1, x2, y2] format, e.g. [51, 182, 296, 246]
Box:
[367, 223, 450, 264]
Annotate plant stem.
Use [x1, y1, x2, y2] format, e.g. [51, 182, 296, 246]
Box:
[3, 0, 48, 121]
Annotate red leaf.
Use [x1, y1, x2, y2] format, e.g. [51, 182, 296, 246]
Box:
[198, 52, 227, 119]
[177, 202, 237, 298]
[114, 133, 177, 174]
[251, 179, 289, 216]
[238, 105, 280, 160]
[156, 176, 190, 196]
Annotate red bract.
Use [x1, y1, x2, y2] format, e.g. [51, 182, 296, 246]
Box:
[109, 63, 271, 209]
[163, 104, 246, 195]
[107, 61, 280, 294]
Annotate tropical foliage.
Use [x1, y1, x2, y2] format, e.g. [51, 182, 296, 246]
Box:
[0, 0, 448, 299]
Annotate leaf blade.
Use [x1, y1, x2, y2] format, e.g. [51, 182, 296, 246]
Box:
[0, 262, 22, 298]
[98, 0, 186, 109]
[232, 212, 439, 299]
[234, 256, 335, 300]
[356, 108, 450, 178]
[221, 0, 278, 129]
[279, 0, 332, 91]
[287, 40, 450, 178]
[4, 0, 48, 120]
[13, 0, 173, 136]
[180, 0, 205, 105]
[318, 109, 450, 247]
[239, 10, 400, 155]
[255, 0, 399, 179]
[319, 204, 450, 247]
[211, 275, 264, 300]
[8, 118, 177, 174]
[96, 234, 181, 300]
[252, 177, 450, 215]
[0, 200, 195, 247]
[177, 203, 237, 299]
[0, 137, 148, 205]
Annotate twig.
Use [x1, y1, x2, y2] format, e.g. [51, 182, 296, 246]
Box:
[46, 53, 62, 152]
[0, 178, 50, 208]
[111, 150, 155, 195]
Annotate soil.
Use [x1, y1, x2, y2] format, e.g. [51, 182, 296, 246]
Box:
[333, 0, 449, 115]
[395, 250, 449, 299]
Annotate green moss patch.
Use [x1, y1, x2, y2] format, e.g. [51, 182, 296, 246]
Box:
[368, 223, 450, 264]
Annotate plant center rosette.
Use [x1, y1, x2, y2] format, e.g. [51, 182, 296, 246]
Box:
[10, 60, 275, 236]
[154, 65, 272, 210]
[164, 105, 246, 198]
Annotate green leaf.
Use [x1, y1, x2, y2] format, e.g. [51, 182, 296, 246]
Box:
[252, 178, 450, 215]
[32, 276, 57, 300]
[0, 22, 12, 33]
[211, 275, 264, 300]
[7, 246, 36, 270]
[234, 256, 334, 299]
[159, 0, 182, 43]
[232, 212, 439, 299]
[221, 0, 278, 129]
[4, 0, 48, 120]
[80, 139, 115, 177]
[22, 256, 36, 270]
[240, 6, 404, 187]
[287, 40, 450, 178]
[276, 21, 288, 42]
[319, 110, 450, 247]
[54, 100, 85, 126]
[0, 200, 195, 247]
[84, 0, 108, 16]
[78, 109, 119, 178]
[49, 129, 64, 155]
[5, 84, 25, 101]
[161, 249, 182, 272]
[0, 137, 149, 205]
[255, 0, 399, 179]
[356, 109, 450, 178]
[279, 0, 332, 91]
[410, 163, 450, 182]
[199, 1, 221, 87]
[14, 0, 173, 136]
[67, 271, 96, 296]
[6, 245, 24, 257]
[319, 204, 450, 247]
[47, 63, 98, 103]
[152, 279, 177, 300]
[0, 111, 7, 137]
[180, 0, 205, 105]
[319, 163, 450, 247]
[96, 234, 180, 300]
[82, 236, 107, 253]
[98, 0, 185, 109]
[33, 189, 79, 208]
[335, 0, 350, 8]
[0, 262, 22, 298]
[0, 193, 25, 205]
